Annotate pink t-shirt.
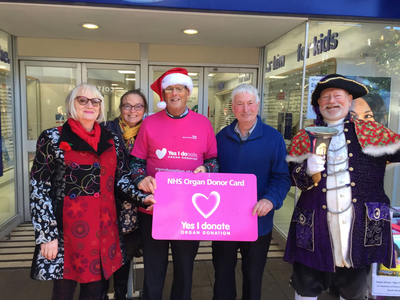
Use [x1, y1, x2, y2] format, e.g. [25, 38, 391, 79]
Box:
[132, 110, 218, 178]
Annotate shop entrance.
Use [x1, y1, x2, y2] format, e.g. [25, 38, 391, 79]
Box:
[20, 61, 140, 221]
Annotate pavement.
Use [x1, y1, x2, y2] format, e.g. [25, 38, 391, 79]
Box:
[1, 224, 400, 300]
[3, 258, 400, 300]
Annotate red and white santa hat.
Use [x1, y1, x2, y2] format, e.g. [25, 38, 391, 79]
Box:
[151, 67, 193, 109]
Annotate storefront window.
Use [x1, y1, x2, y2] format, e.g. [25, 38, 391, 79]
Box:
[0, 30, 15, 227]
[264, 21, 400, 237]
[263, 22, 307, 236]
[306, 20, 400, 206]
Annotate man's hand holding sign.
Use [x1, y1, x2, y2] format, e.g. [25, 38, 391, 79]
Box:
[253, 198, 274, 217]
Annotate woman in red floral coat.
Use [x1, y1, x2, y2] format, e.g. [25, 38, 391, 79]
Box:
[30, 83, 155, 300]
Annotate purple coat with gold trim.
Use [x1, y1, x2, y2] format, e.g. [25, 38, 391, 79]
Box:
[284, 118, 400, 272]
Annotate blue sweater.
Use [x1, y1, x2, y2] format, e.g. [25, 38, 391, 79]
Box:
[216, 116, 291, 236]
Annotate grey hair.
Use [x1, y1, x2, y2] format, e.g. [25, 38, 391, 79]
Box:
[65, 83, 105, 123]
[231, 84, 260, 103]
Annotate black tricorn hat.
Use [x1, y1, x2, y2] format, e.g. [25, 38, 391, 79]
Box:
[311, 74, 369, 106]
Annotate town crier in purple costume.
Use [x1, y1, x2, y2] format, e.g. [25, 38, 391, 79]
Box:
[284, 74, 400, 300]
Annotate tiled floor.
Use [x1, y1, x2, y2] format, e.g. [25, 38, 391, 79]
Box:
[2, 259, 399, 300]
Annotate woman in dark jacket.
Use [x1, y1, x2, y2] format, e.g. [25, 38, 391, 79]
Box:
[100, 89, 148, 300]
[30, 83, 154, 300]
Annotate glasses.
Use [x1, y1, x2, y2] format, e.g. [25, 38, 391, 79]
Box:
[121, 104, 144, 111]
[75, 96, 102, 107]
[164, 86, 187, 94]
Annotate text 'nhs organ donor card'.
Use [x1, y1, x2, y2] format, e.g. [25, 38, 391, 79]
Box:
[152, 172, 258, 241]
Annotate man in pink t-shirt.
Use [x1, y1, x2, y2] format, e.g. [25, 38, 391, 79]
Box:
[130, 68, 218, 300]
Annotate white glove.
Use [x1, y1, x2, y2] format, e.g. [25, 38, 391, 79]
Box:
[306, 154, 325, 176]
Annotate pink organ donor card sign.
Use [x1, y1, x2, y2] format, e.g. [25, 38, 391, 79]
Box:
[152, 172, 258, 241]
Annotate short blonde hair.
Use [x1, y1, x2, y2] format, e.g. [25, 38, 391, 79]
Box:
[65, 83, 105, 123]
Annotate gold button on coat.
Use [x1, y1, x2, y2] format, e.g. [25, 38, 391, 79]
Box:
[322, 205, 327, 209]
[323, 174, 327, 177]
[349, 153, 353, 157]
[347, 140, 351, 144]
[351, 182, 355, 186]
[349, 167, 354, 171]
[344, 128, 348, 132]
[322, 188, 327, 192]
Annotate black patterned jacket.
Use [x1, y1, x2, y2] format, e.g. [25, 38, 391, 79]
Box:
[30, 122, 148, 281]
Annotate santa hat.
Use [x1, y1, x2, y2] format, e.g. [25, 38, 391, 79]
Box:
[151, 67, 193, 109]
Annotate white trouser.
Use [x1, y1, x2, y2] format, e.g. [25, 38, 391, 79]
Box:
[295, 293, 346, 300]
[295, 293, 317, 300]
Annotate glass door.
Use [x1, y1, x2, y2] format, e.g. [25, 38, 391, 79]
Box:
[149, 66, 203, 115]
[21, 62, 141, 221]
[20, 61, 81, 221]
[83, 64, 140, 121]
[204, 68, 258, 134]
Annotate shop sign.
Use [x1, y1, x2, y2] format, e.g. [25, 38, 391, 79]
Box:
[265, 55, 285, 73]
[42, 0, 400, 20]
[0, 46, 10, 64]
[297, 30, 339, 62]
[68, 84, 119, 93]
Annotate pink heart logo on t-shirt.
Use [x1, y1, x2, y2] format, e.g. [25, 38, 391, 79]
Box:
[192, 191, 220, 219]
[156, 148, 167, 159]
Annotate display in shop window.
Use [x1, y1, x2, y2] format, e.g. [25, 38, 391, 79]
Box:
[0, 83, 14, 175]
[0, 46, 10, 64]
[348, 76, 391, 127]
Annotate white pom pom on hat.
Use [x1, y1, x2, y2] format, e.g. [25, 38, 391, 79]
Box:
[157, 101, 167, 109]
[150, 67, 193, 110]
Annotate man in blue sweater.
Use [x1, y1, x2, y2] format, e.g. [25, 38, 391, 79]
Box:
[212, 84, 291, 300]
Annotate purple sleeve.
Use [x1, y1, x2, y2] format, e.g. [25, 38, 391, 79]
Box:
[290, 162, 315, 191]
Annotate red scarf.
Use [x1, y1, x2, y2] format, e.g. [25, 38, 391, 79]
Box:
[68, 118, 101, 152]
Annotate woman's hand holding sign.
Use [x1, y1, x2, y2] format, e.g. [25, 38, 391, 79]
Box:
[143, 194, 156, 211]
[139, 176, 157, 194]
[252, 199, 273, 217]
